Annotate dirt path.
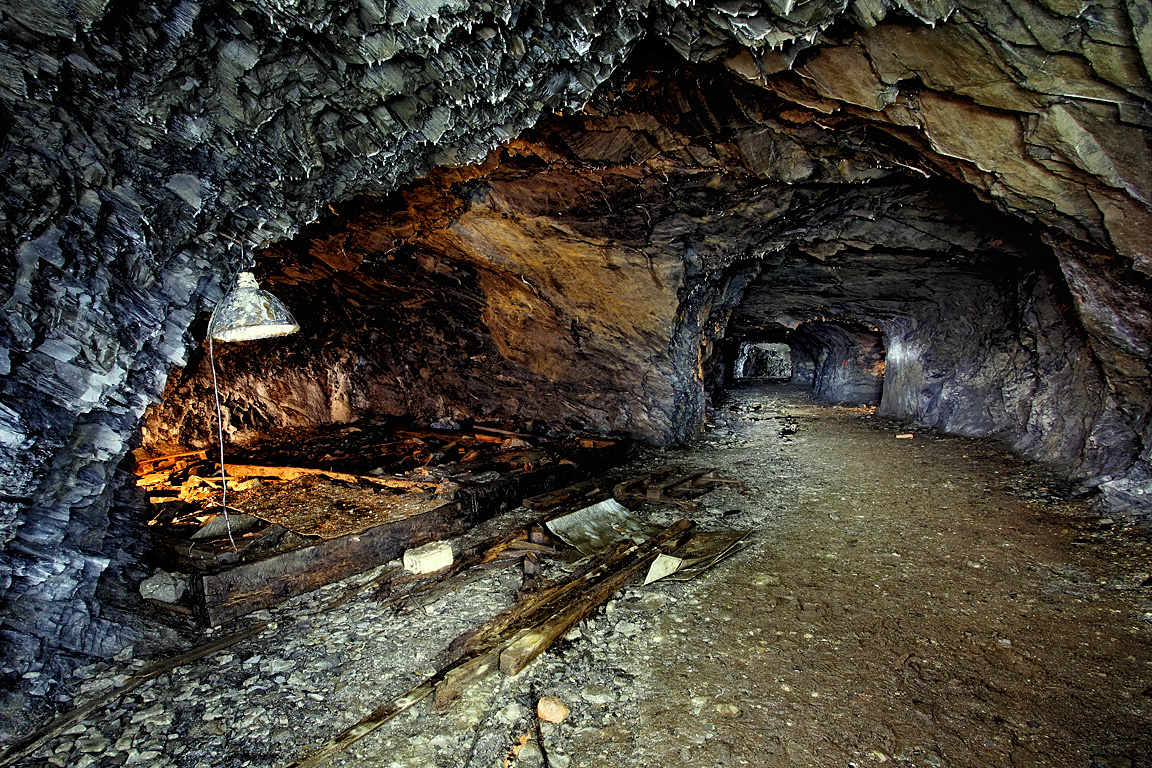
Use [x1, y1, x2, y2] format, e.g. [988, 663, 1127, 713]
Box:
[611, 389, 1152, 768]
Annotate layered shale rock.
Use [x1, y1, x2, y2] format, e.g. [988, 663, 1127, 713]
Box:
[2, 0, 1151, 738]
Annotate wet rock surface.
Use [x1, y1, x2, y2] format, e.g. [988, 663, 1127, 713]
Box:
[9, 387, 1150, 766]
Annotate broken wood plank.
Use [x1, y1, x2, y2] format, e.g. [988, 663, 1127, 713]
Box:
[0, 622, 268, 768]
[473, 425, 538, 440]
[498, 519, 693, 675]
[442, 539, 635, 665]
[445, 518, 693, 670]
[214, 463, 437, 491]
[198, 500, 469, 626]
[284, 677, 437, 768]
[432, 650, 502, 710]
[611, 465, 681, 502]
[134, 448, 209, 470]
[522, 474, 618, 511]
[645, 468, 712, 499]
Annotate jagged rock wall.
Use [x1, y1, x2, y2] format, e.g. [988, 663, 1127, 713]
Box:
[790, 323, 887, 405]
[0, 0, 661, 714]
[1, 0, 1151, 735]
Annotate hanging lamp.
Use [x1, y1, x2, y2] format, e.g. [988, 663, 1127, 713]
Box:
[208, 271, 300, 341]
[206, 270, 299, 549]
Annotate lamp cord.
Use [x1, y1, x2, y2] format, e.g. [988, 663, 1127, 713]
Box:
[207, 330, 238, 551]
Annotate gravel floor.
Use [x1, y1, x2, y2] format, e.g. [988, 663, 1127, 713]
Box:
[14, 385, 1152, 768]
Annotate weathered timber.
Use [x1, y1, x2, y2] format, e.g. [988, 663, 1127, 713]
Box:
[217, 463, 437, 491]
[611, 465, 681, 503]
[198, 500, 470, 626]
[0, 623, 268, 768]
[134, 448, 209, 471]
[522, 473, 618, 511]
[646, 468, 712, 499]
[432, 650, 503, 710]
[498, 519, 693, 675]
[472, 425, 539, 439]
[284, 677, 438, 768]
[442, 538, 635, 665]
[445, 517, 693, 669]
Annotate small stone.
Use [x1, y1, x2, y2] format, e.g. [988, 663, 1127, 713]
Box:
[139, 571, 187, 603]
[125, 750, 162, 765]
[612, 620, 640, 637]
[499, 701, 527, 724]
[580, 685, 614, 705]
[537, 696, 570, 723]
[516, 740, 544, 766]
[75, 735, 111, 753]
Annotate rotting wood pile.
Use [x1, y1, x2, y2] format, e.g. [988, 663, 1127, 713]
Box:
[132, 423, 630, 626]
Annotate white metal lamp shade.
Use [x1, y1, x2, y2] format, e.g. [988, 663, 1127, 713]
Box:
[209, 272, 300, 342]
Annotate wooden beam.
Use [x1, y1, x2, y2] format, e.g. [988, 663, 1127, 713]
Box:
[199, 501, 468, 626]
[498, 519, 693, 675]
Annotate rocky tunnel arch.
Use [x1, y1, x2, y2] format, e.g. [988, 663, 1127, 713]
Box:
[2, 0, 1151, 739]
[788, 321, 886, 406]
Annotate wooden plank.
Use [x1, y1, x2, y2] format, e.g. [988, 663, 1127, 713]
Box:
[0, 623, 268, 768]
[441, 539, 635, 665]
[498, 519, 693, 675]
[472, 425, 539, 440]
[284, 677, 438, 768]
[522, 474, 617, 510]
[611, 465, 681, 501]
[432, 650, 502, 710]
[646, 468, 712, 499]
[216, 464, 436, 491]
[134, 448, 209, 470]
[199, 500, 467, 626]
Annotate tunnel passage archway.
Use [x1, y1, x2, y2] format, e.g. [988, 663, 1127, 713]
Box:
[789, 322, 886, 406]
[3, 1, 1152, 739]
[733, 341, 794, 382]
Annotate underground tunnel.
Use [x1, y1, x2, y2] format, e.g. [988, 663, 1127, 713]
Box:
[1, 0, 1151, 765]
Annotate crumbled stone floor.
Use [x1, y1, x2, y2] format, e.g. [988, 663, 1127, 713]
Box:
[12, 386, 1152, 768]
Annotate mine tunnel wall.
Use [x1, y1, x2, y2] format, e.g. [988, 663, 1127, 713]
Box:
[789, 323, 886, 406]
[3, 0, 1152, 740]
[875, 269, 1123, 480]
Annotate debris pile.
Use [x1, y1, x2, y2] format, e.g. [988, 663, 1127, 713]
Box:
[132, 424, 628, 625]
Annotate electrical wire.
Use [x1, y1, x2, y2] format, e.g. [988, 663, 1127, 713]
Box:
[207, 327, 238, 551]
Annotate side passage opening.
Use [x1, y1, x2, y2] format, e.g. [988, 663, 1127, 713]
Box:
[790, 322, 885, 406]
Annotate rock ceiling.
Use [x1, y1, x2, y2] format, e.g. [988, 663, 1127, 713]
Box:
[0, 0, 1150, 723]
